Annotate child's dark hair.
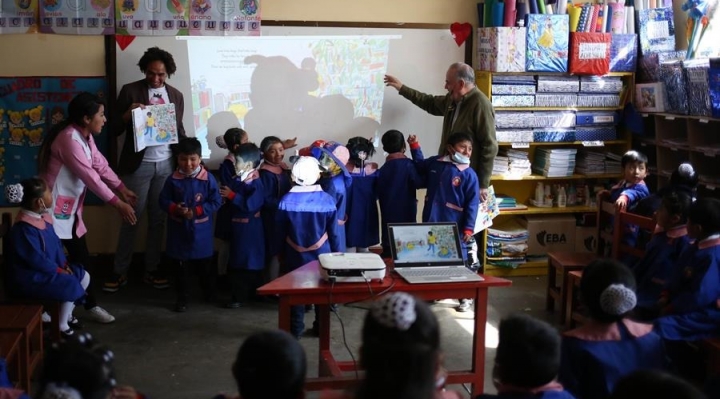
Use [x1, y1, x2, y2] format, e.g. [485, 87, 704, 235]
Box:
[176, 137, 202, 157]
[39, 92, 104, 174]
[232, 330, 306, 399]
[670, 163, 699, 189]
[358, 292, 439, 399]
[138, 46, 177, 77]
[661, 190, 692, 224]
[687, 197, 720, 238]
[224, 127, 247, 154]
[5, 177, 47, 210]
[580, 258, 637, 323]
[610, 370, 707, 399]
[260, 135, 283, 154]
[446, 132, 473, 148]
[620, 150, 648, 168]
[381, 129, 405, 154]
[36, 333, 116, 399]
[346, 136, 376, 168]
[495, 313, 561, 389]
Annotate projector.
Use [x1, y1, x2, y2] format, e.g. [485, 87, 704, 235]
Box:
[319, 252, 386, 283]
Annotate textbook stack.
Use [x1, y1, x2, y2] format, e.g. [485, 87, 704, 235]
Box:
[506, 149, 532, 177]
[576, 150, 607, 175]
[486, 218, 529, 269]
[532, 148, 577, 177]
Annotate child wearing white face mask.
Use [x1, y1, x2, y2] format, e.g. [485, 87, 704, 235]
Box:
[4, 178, 90, 337]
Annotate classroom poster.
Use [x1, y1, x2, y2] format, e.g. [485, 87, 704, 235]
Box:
[131, 103, 179, 152]
[187, 0, 260, 36]
[0, 77, 109, 206]
[0, 0, 38, 34]
[39, 0, 115, 35]
[115, 0, 188, 36]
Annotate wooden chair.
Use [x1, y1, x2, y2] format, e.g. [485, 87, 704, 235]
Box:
[0, 305, 43, 394]
[0, 212, 61, 342]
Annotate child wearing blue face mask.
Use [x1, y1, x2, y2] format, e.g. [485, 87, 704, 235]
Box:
[5, 178, 90, 337]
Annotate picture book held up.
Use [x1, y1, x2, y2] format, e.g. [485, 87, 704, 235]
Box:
[132, 104, 179, 152]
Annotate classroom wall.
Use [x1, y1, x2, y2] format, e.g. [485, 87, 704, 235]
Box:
[0, 0, 478, 253]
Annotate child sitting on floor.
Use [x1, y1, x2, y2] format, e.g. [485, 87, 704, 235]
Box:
[479, 313, 576, 399]
[560, 258, 667, 399]
[5, 178, 90, 337]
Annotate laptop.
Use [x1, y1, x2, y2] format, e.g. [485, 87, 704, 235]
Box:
[388, 222, 484, 284]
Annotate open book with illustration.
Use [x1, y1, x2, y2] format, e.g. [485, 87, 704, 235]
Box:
[474, 185, 500, 234]
[131, 104, 179, 152]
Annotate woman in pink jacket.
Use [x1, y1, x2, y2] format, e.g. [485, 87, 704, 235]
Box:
[38, 92, 138, 324]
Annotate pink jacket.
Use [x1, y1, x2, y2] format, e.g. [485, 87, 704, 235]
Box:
[41, 124, 124, 239]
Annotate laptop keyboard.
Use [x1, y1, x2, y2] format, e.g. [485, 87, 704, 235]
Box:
[400, 268, 465, 278]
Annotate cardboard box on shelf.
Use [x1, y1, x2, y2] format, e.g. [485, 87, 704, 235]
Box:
[522, 215, 577, 256]
[575, 226, 598, 253]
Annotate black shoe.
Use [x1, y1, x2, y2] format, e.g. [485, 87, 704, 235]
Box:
[68, 316, 83, 330]
[61, 328, 74, 338]
[174, 301, 188, 312]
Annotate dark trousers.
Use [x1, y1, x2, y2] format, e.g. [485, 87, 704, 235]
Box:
[173, 257, 215, 303]
[227, 269, 263, 302]
[60, 226, 97, 310]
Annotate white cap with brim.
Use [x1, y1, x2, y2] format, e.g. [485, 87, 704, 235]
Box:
[292, 156, 322, 186]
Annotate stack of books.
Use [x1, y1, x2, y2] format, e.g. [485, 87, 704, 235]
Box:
[576, 150, 607, 175]
[532, 148, 577, 177]
[493, 154, 510, 176]
[496, 194, 518, 209]
[506, 149, 532, 177]
[605, 152, 622, 175]
[486, 219, 529, 269]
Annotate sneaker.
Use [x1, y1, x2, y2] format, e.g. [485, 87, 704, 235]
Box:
[102, 273, 127, 293]
[61, 328, 74, 338]
[456, 299, 473, 313]
[42, 311, 51, 323]
[68, 315, 83, 330]
[85, 306, 116, 323]
[144, 272, 170, 289]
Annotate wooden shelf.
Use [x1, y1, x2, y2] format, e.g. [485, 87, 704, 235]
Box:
[498, 205, 597, 215]
[492, 173, 618, 181]
[499, 140, 627, 147]
[640, 112, 720, 123]
[495, 106, 623, 112]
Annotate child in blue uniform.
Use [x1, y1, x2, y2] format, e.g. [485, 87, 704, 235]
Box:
[560, 258, 667, 399]
[607, 150, 650, 258]
[377, 130, 424, 257]
[159, 137, 223, 312]
[276, 156, 340, 338]
[410, 132, 480, 312]
[655, 197, 720, 341]
[5, 178, 90, 336]
[610, 370, 707, 399]
[258, 136, 291, 282]
[634, 190, 692, 316]
[479, 313, 576, 399]
[345, 136, 379, 252]
[221, 143, 266, 308]
[634, 162, 698, 218]
[215, 128, 248, 278]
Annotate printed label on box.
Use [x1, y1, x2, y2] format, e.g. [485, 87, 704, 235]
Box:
[647, 20, 670, 40]
[579, 43, 608, 59]
[594, 115, 614, 123]
[687, 68, 706, 83]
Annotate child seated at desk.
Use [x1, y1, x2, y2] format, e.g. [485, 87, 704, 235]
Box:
[478, 313, 576, 399]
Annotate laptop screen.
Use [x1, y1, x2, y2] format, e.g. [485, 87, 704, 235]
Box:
[387, 222, 464, 267]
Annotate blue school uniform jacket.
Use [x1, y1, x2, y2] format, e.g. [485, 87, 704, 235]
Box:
[377, 149, 425, 249]
[559, 319, 667, 399]
[609, 180, 650, 249]
[345, 163, 380, 248]
[411, 151, 480, 257]
[320, 173, 351, 252]
[655, 236, 720, 340]
[276, 185, 340, 270]
[477, 389, 577, 399]
[227, 171, 266, 270]
[259, 161, 292, 258]
[634, 225, 691, 309]
[159, 166, 222, 261]
[8, 212, 86, 303]
[214, 155, 235, 241]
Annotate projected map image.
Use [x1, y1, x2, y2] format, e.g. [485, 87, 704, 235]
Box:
[186, 36, 391, 162]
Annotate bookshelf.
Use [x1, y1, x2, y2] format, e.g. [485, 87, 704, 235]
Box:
[477, 70, 634, 277]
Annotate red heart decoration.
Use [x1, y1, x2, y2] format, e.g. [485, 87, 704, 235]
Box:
[450, 22, 472, 46]
[115, 35, 136, 51]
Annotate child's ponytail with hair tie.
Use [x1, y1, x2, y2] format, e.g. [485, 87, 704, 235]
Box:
[5, 183, 24, 204]
[599, 284, 636, 316]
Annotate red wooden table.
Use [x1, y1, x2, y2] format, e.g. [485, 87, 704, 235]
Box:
[257, 261, 512, 396]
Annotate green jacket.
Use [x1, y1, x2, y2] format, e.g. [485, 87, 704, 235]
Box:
[399, 85, 498, 188]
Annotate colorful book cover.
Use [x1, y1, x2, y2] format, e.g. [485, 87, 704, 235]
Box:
[709, 68, 720, 119]
[635, 82, 666, 112]
[637, 7, 675, 55]
[637, 50, 684, 83]
[0, 0, 37, 34]
[660, 60, 688, 114]
[684, 59, 711, 117]
[474, 185, 500, 234]
[609, 34, 638, 72]
[39, 0, 114, 35]
[526, 14, 569, 73]
[569, 32, 611, 75]
[477, 27, 527, 72]
[132, 104, 179, 152]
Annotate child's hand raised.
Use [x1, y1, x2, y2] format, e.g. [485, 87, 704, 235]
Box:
[407, 135, 418, 145]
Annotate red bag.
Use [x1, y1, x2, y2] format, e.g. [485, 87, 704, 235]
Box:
[569, 32, 611, 75]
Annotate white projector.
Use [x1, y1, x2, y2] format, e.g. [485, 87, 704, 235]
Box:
[319, 252, 386, 283]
